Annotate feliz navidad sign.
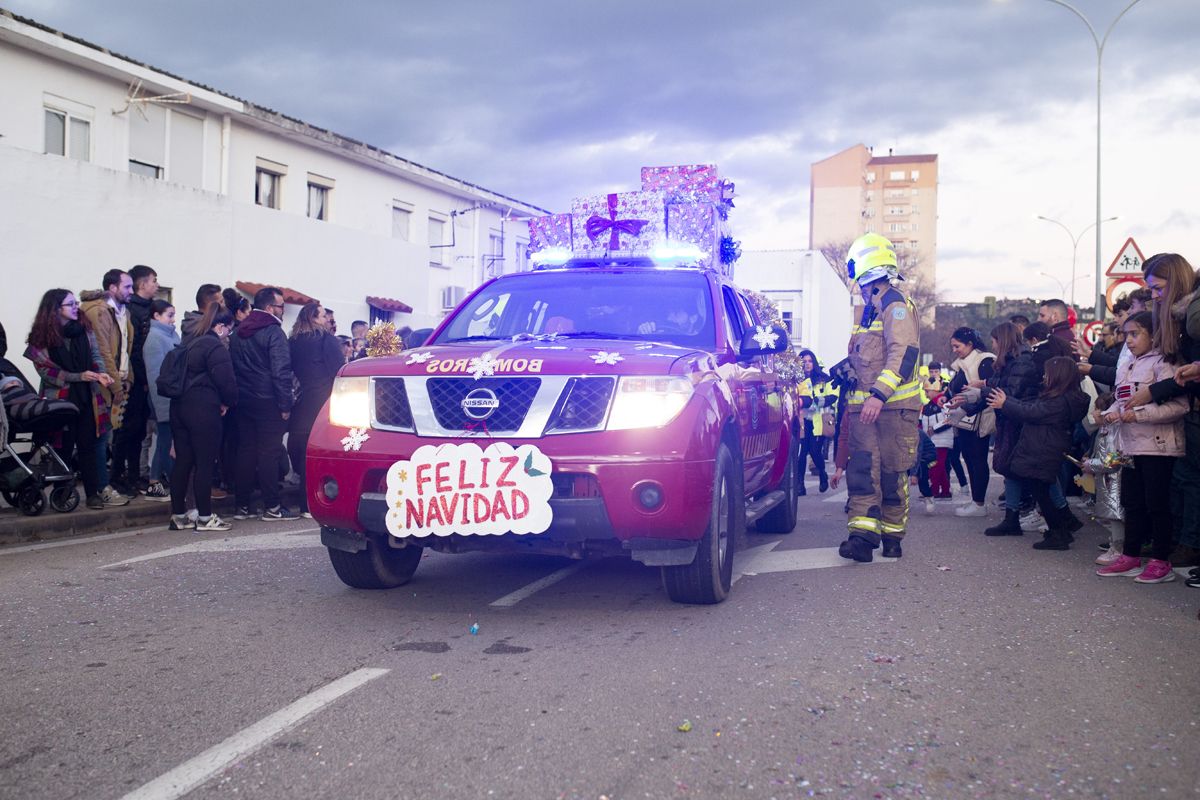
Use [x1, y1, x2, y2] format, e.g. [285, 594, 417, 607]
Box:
[384, 442, 554, 538]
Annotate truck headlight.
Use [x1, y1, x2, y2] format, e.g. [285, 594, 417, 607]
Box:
[329, 376, 371, 429]
[607, 376, 693, 430]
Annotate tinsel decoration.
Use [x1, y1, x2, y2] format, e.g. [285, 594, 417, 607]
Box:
[720, 235, 742, 266]
[365, 321, 403, 358]
[743, 290, 800, 382]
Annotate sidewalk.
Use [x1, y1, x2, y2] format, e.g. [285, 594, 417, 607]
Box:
[0, 486, 303, 546]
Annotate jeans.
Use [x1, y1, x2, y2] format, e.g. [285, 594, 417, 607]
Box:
[149, 420, 173, 483]
[95, 430, 111, 490]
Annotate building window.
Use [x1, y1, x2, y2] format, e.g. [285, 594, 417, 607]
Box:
[863, 207, 875, 218]
[44, 108, 90, 161]
[429, 216, 446, 266]
[306, 173, 334, 221]
[391, 205, 412, 240]
[910, 222, 919, 232]
[255, 169, 280, 208]
[887, 223, 906, 233]
[886, 189, 906, 200]
[912, 188, 920, 196]
[781, 310, 794, 335]
[911, 170, 920, 180]
[864, 190, 874, 202]
[129, 160, 162, 179]
[514, 241, 529, 272]
[865, 171, 876, 183]
[889, 170, 906, 181]
[885, 205, 907, 217]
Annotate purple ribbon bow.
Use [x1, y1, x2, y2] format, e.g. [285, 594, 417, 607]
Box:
[585, 193, 649, 250]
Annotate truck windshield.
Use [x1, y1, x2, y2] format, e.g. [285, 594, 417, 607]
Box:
[436, 271, 717, 347]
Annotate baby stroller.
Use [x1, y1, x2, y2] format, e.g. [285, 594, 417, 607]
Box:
[1, 375, 80, 516]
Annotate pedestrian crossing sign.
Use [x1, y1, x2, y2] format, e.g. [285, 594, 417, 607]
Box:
[1105, 237, 1146, 277]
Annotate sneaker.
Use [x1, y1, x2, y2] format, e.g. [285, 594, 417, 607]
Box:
[85, 494, 104, 510]
[1096, 554, 1143, 577]
[186, 508, 199, 524]
[300, 510, 314, 519]
[923, 497, 935, 515]
[143, 481, 171, 502]
[1019, 509, 1048, 533]
[210, 486, 229, 500]
[1133, 559, 1176, 584]
[1095, 546, 1123, 566]
[1185, 573, 1200, 588]
[262, 505, 300, 521]
[955, 503, 987, 517]
[100, 485, 131, 507]
[168, 514, 194, 531]
[194, 514, 233, 532]
[233, 506, 256, 520]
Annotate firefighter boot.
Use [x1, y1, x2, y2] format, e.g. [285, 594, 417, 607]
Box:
[838, 534, 876, 563]
[881, 535, 902, 558]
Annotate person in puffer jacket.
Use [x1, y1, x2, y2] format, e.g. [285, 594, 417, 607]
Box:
[1095, 311, 1188, 584]
[986, 356, 1090, 551]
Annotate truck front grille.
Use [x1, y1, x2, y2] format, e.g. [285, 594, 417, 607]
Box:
[427, 377, 541, 433]
[373, 378, 414, 430]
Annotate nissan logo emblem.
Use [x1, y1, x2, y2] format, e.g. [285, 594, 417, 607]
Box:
[461, 387, 500, 420]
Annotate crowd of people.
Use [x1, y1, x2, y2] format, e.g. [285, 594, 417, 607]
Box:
[1, 266, 380, 532]
[796, 252, 1200, 588]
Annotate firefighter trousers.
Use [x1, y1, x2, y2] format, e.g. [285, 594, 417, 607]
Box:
[845, 408, 919, 545]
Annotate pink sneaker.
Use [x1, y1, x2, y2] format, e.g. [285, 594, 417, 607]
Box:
[1096, 554, 1143, 577]
[1133, 559, 1176, 584]
[1094, 546, 1122, 566]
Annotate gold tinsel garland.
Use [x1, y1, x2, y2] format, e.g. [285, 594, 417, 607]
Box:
[365, 322, 404, 358]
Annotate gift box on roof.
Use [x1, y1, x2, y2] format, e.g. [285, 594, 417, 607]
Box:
[641, 164, 734, 211]
[665, 203, 720, 270]
[527, 213, 573, 253]
[570, 191, 665, 257]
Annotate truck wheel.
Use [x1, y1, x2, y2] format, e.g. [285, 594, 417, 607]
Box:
[755, 443, 797, 534]
[663, 444, 739, 604]
[327, 539, 422, 590]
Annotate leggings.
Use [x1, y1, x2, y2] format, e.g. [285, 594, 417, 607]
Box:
[1121, 455, 1176, 561]
[946, 436, 968, 487]
[170, 400, 223, 517]
[957, 430, 992, 504]
[799, 421, 827, 481]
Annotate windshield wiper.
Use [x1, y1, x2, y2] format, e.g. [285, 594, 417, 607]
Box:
[552, 331, 649, 340]
[441, 335, 505, 343]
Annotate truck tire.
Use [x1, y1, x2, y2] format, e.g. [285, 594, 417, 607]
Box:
[328, 539, 422, 590]
[755, 443, 797, 534]
[663, 444, 739, 604]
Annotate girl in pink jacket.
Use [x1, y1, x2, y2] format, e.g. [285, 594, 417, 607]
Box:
[1097, 311, 1188, 583]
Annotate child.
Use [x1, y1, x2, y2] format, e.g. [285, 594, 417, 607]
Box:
[921, 389, 954, 505]
[1083, 393, 1125, 565]
[1096, 311, 1187, 582]
[986, 356, 1090, 550]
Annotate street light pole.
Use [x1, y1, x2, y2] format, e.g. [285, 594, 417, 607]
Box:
[1042, 0, 1144, 320]
[1036, 214, 1118, 309]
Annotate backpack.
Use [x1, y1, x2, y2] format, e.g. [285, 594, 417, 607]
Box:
[155, 341, 195, 400]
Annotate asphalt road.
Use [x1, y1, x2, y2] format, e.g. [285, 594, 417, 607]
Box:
[1, 477, 1198, 800]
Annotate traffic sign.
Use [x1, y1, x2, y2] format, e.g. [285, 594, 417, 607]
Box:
[1106, 277, 1145, 311]
[1082, 320, 1103, 347]
[1106, 237, 1146, 277]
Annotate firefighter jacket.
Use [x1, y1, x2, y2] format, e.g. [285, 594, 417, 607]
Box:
[846, 286, 921, 413]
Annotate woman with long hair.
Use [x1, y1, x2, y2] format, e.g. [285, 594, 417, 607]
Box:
[796, 349, 830, 494]
[169, 303, 238, 531]
[143, 299, 179, 501]
[23, 288, 115, 509]
[945, 326, 995, 516]
[288, 302, 345, 516]
[1127, 253, 1200, 567]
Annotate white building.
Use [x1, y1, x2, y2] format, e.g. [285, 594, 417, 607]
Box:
[735, 249, 852, 368]
[0, 10, 546, 381]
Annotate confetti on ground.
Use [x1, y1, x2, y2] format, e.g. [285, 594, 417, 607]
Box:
[430, 673, 442, 681]
[677, 720, 693, 733]
[936, 565, 952, 571]
[469, 623, 479, 635]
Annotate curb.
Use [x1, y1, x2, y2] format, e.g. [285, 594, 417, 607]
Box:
[0, 487, 303, 547]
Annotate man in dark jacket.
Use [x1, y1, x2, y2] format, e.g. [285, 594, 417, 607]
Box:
[111, 264, 158, 494]
[1037, 299, 1077, 353]
[181, 284, 224, 346]
[230, 286, 297, 521]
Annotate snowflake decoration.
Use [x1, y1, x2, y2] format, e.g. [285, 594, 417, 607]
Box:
[405, 351, 433, 365]
[468, 352, 499, 380]
[340, 427, 370, 452]
[591, 351, 624, 366]
[752, 325, 779, 350]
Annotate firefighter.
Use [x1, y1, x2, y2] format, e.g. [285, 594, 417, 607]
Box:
[838, 233, 921, 562]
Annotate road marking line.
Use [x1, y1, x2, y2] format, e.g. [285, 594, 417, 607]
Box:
[737, 545, 901, 577]
[490, 561, 589, 607]
[732, 540, 782, 585]
[120, 667, 388, 800]
[0, 527, 159, 555]
[822, 489, 848, 503]
[101, 529, 321, 569]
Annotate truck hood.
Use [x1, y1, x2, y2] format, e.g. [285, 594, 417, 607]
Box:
[339, 337, 715, 379]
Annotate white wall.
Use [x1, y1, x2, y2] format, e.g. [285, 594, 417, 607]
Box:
[735, 249, 852, 368]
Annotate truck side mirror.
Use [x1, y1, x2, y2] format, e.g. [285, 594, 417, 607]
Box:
[738, 325, 790, 359]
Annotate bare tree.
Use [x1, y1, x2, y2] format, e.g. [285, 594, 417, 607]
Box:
[818, 238, 941, 317]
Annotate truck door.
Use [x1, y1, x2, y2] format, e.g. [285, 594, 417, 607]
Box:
[721, 286, 772, 495]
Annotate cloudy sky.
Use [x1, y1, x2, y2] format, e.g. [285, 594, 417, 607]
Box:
[8, 0, 1199, 303]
